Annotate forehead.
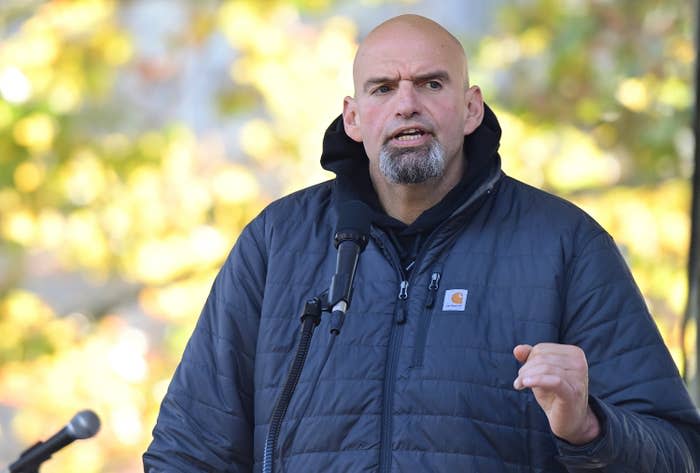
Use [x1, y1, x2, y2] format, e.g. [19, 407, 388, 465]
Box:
[353, 26, 465, 86]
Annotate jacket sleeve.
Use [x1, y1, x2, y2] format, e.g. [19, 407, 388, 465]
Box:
[553, 229, 700, 472]
[143, 216, 267, 472]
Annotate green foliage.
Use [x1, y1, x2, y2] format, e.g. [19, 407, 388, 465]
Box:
[482, 0, 693, 185]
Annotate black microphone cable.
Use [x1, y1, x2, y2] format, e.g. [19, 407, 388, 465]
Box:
[262, 200, 371, 473]
[276, 333, 337, 473]
[262, 298, 322, 473]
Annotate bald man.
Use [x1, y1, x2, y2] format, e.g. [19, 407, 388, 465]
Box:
[144, 15, 700, 472]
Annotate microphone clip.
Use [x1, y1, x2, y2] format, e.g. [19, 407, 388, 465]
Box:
[333, 229, 368, 250]
[299, 297, 323, 327]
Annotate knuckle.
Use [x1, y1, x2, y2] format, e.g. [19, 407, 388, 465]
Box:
[573, 346, 588, 368]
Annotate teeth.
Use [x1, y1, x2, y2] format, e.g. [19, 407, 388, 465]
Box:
[394, 129, 424, 141]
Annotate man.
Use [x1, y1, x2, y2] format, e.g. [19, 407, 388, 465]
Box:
[144, 14, 700, 472]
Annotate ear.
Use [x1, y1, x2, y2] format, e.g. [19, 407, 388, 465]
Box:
[463, 86, 484, 136]
[343, 96, 363, 142]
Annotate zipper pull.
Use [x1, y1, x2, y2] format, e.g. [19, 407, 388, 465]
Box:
[425, 272, 441, 308]
[398, 280, 409, 300]
[395, 280, 409, 324]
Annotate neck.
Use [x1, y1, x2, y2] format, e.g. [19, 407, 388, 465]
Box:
[370, 156, 464, 224]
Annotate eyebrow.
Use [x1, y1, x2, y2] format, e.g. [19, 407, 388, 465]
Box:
[362, 70, 452, 93]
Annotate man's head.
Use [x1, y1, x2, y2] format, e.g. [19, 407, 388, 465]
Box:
[342, 15, 484, 186]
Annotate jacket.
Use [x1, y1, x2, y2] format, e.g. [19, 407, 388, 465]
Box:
[144, 106, 700, 472]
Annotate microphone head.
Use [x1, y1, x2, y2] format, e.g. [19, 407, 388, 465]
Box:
[66, 410, 101, 440]
[335, 200, 371, 250]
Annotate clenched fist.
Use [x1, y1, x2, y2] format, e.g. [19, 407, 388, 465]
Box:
[513, 343, 601, 445]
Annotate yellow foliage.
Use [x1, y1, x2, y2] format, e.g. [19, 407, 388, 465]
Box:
[0, 2, 696, 470]
[0, 188, 21, 212]
[2, 28, 60, 69]
[12, 113, 58, 153]
[518, 27, 550, 56]
[240, 119, 276, 160]
[38, 0, 115, 38]
[2, 208, 37, 245]
[138, 132, 168, 159]
[221, 6, 355, 189]
[101, 204, 131, 242]
[13, 161, 45, 193]
[0, 99, 14, 127]
[212, 165, 260, 203]
[498, 107, 622, 192]
[190, 225, 229, 265]
[61, 149, 108, 205]
[592, 122, 619, 148]
[93, 29, 133, 66]
[0, 314, 161, 472]
[47, 74, 83, 112]
[139, 275, 215, 322]
[657, 77, 692, 110]
[0, 67, 32, 104]
[476, 35, 523, 68]
[1, 290, 54, 326]
[132, 238, 188, 284]
[64, 210, 110, 270]
[668, 37, 695, 64]
[616, 77, 651, 112]
[128, 225, 226, 284]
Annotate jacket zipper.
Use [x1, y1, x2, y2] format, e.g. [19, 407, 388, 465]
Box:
[373, 231, 410, 473]
[395, 281, 409, 323]
[374, 176, 499, 472]
[380, 277, 409, 473]
[426, 272, 441, 308]
[411, 271, 441, 368]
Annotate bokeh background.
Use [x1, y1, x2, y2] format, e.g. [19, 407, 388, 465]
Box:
[0, 0, 696, 471]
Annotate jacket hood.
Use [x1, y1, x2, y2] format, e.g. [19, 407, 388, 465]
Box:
[319, 103, 503, 234]
[320, 103, 502, 177]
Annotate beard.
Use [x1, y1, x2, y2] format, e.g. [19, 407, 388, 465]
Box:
[378, 139, 446, 184]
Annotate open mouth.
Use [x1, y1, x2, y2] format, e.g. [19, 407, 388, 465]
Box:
[392, 128, 428, 142]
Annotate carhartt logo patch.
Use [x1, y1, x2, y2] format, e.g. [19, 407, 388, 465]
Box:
[443, 289, 468, 311]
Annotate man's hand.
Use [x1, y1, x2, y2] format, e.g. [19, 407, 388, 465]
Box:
[513, 343, 601, 445]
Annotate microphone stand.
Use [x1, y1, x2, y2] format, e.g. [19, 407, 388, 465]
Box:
[263, 200, 370, 473]
[6, 442, 43, 473]
[3, 409, 100, 473]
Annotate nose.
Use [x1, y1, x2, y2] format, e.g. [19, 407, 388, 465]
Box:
[395, 80, 420, 118]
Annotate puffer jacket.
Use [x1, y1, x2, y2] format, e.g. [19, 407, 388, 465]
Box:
[144, 107, 700, 472]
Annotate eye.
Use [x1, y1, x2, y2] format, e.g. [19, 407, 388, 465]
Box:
[373, 84, 392, 94]
[425, 80, 442, 90]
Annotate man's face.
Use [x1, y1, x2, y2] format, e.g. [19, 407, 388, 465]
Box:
[343, 23, 481, 185]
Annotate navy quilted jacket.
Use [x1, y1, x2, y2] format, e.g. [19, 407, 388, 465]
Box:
[144, 108, 700, 472]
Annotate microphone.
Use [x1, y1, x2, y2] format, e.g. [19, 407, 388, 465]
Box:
[328, 200, 371, 334]
[8, 410, 100, 473]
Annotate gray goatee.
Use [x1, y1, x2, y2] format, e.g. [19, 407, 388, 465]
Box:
[379, 140, 445, 184]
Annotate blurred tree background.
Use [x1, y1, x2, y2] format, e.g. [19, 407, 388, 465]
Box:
[0, 0, 695, 471]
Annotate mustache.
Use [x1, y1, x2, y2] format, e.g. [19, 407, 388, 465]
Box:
[383, 119, 435, 143]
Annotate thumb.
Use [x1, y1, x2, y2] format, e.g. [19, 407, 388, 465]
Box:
[513, 344, 533, 364]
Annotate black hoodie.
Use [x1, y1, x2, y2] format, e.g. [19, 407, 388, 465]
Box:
[320, 104, 503, 271]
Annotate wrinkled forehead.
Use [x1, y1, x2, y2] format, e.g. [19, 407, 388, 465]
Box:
[352, 23, 467, 93]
